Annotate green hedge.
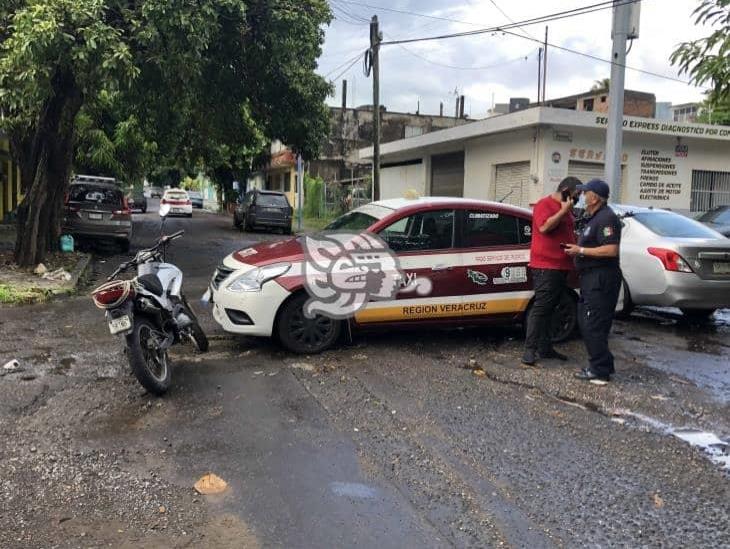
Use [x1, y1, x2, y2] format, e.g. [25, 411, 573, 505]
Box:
[304, 175, 324, 218]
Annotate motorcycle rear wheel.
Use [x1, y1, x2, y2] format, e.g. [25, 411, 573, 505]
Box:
[127, 318, 171, 395]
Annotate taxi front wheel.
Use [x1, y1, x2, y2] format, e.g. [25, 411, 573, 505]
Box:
[277, 292, 342, 354]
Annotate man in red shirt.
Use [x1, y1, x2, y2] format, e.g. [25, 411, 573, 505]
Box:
[522, 177, 581, 366]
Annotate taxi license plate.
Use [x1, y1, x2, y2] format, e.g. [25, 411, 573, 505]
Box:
[88, 212, 103, 220]
[108, 315, 132, 334]
[713, 262, 730, 274]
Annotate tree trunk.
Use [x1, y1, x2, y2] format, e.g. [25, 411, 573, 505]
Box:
[12, 71, 83, 267]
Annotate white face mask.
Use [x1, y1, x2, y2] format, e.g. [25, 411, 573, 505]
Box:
[576, 193, 587, 209]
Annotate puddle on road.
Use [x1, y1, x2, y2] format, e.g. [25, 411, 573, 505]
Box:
[612, 409, 730, 471]
[329, 481, 378, 500]
[673, 429, 730, 469]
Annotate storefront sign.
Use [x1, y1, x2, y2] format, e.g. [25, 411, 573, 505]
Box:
[593, 116, 730, 139]
[569, 148, 628, 163]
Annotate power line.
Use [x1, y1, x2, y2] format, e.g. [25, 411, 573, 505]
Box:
[330, 0, 369, 24]
[328, 53, 364, 83]
[330, 3, 369, 25]
[337, 0, 624, 32]
[380, 0, 643, 46]
[393, 44, 537, 72]
[323, 51, 365, 79]
[499, 28, 694, 86]
[487, 0, 535, 40]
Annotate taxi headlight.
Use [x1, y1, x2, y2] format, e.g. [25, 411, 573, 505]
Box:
[227, 263, 291, 292]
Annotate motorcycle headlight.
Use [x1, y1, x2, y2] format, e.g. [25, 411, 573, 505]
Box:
[227, 262, 291, 292]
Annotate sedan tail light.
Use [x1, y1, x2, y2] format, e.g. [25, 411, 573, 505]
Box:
[647, 247, 693, 273]
[161, 198, 169, 205]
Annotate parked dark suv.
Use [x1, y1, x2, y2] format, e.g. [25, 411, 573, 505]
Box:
[234, 190, 293, 234]
[127, 190, 148, 213]
[63, 181, 133, 251]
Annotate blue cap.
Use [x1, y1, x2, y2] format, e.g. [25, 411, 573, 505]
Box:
[577, 178, 610, 199]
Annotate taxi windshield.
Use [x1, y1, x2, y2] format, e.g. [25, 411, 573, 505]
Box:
[325, 211, 377, 231]
[325, 204, 394, 231]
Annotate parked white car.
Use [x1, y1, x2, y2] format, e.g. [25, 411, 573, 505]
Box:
[160, 189, 192, 217]
[614, 205, 730, 320]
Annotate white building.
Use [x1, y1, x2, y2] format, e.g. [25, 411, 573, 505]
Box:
[359, 107, 730, 214]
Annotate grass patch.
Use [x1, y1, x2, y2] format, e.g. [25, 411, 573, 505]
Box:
[301, 216, 335, 232]
[0, 284, 50, 305]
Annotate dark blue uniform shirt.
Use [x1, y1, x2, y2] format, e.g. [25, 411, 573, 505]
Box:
[575, 205, 621, 271]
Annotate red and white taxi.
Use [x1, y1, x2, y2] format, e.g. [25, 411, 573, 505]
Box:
[206, 197, 578, 353]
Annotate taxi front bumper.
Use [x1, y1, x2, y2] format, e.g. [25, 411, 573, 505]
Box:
[206, 280, 291, 337]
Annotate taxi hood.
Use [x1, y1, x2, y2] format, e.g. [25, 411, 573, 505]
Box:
[228, 237, 305, 268]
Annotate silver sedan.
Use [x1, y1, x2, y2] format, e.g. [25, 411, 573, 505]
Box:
[612, 205, 730, 320]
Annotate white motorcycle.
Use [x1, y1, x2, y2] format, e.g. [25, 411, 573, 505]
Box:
[91, 205, 207, 394]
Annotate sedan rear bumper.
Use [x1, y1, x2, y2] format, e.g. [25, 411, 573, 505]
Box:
[251, 216, 291, 227]
[634, 272, 730, 309]
[63, 225, 132, 241]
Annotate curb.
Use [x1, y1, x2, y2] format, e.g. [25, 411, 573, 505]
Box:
[54, 253, 92, 295]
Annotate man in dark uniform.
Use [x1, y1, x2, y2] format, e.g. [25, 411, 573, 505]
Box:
[564, 179, 622, 383]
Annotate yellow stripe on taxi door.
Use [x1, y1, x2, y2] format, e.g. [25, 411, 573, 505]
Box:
[354, 297, 531, 323]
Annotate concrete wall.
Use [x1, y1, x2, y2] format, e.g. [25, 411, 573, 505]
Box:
[328, 107, 472, 168]
[381, 161, 426, 200]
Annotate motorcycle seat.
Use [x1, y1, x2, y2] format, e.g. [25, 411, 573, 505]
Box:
[137, 274, 164, 296]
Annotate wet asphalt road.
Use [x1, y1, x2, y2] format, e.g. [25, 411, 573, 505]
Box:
[1, 203, 729, 548]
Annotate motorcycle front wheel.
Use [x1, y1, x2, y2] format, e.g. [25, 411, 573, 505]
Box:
[126, 318, 171, 395]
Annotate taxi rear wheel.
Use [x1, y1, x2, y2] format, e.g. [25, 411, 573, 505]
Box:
[277, 292, 341, 354]
[525, 290, 578, 343]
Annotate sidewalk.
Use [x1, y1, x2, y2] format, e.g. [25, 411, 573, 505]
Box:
[0, 229, 91, 304]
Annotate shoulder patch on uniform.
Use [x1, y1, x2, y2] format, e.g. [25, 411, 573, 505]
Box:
[603, 226, 614, 238]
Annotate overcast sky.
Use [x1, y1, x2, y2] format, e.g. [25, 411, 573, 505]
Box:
[316, 0, 710, 118]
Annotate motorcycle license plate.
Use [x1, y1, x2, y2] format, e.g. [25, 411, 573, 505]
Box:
[713, 262, 730, 274]
[108, 315, 132, 334]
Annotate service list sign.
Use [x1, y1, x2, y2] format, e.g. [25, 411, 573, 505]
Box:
[638, 149, 683, 202]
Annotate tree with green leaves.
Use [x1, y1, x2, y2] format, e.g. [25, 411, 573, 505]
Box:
[0, 1, 331, 266]
[591, 78, 610, 92]
[671, 0, 730, 122]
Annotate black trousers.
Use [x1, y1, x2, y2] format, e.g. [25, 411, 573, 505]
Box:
[525, 268, 569, 353]
[578, 266, 622, 377]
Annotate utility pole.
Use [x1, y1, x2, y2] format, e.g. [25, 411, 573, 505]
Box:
[296, 154, 303, 231]
[542, 27, 548, 103]
[537, 47, 543, 105]
[605, 0, 632, 201]
[370, 15, 382, 201]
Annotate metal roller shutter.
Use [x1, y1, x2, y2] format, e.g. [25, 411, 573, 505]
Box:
[568, 161, 627, 201]
[431, 151, 464, 197]
[495, 161, 531, 208]
[567, 161, 604, 184]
